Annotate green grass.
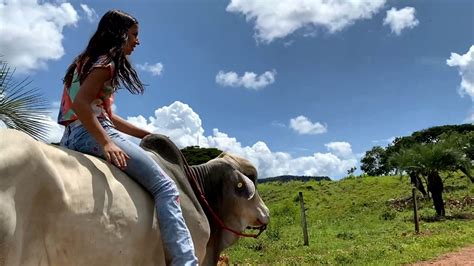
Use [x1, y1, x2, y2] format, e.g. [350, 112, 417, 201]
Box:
[225, 174, 473, 265]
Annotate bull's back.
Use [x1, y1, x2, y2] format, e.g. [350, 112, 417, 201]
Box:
[0, 129, 163, 265]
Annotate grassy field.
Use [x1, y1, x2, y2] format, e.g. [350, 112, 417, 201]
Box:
[225, 174, 473, 265]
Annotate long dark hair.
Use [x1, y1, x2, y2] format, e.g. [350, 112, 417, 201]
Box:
[63, 9, 144, 94]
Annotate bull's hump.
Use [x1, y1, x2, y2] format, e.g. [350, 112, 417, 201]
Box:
[0, 128, 37, 148]
[0, 129, 44, 170]
[140, 134, 184, 166]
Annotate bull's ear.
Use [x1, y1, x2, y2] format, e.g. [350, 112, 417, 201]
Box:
[236, 171, 256, 200]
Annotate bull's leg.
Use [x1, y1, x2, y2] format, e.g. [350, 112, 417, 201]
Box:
[0, 194, 16, 266]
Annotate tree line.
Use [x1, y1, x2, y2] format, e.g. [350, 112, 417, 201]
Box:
[361, 124, 474, 216]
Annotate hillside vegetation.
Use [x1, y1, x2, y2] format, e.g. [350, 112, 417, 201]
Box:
[225, 174, 473, 265]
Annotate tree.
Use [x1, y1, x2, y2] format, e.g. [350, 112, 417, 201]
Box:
[411, 124, 474, 144]
[347, 166, 356, 176]
[360, 146, 388, 176]
[180, 146, 223, 165]
[389, 133, 472, 216]
[363, 124, 474, 175]
[0, 59, 50, 141]
[409, 170, 427, 196]
[385, 124, 474, 165]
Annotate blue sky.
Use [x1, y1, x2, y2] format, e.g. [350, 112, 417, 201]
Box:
[1, 0, 473, 179]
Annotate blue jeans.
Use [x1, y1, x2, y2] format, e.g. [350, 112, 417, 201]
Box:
[60, 119, 198, 266]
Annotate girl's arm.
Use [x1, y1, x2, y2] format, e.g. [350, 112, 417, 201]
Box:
[72, 67, 130, 169]
[111, 114, 151, 139]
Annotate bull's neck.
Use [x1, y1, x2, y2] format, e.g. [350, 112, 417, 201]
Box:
[189, 162, 231, 265]
[189, 162, 219, 203]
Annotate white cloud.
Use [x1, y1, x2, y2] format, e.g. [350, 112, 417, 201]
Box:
[226, 0, 386, 43]
[447, 45, 474, 100]
[383, 7, 419, 36]
[43, 103, 64, 143]
[136, 62, 164, 76]
[126, 101, 204, 147]
[126, 101, 355, 179]
[325, 142, 352, 159]
[216, 70, 276, 90]
[290, 115, 327, 135]
[0, 0, 79, 72]
[80, 4, 98, 22]
[44, 116, 64, 143]
[464, 111, 474, 124]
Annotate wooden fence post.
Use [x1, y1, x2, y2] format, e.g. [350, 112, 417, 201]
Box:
[299, 192, 309, 246]
[412, 187, 420, 234]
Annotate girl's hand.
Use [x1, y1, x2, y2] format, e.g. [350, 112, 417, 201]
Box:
[103, 142, 130, 170]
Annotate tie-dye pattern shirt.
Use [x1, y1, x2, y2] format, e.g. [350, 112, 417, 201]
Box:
[58, 56, 115, 126]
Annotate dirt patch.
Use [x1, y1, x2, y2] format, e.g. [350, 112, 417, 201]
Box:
[220, 246, 474, 265]
[411, 245, 474, 266]
[387, 196, 473, 212]
[218, 255, 230, 266]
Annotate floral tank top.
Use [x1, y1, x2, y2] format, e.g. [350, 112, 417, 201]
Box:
[58, 56, 115, 126]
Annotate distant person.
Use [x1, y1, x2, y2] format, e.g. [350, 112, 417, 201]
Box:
[57, 9, 197, 265]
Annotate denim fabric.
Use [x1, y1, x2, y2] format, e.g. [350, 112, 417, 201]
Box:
[60, 120, 198, 266]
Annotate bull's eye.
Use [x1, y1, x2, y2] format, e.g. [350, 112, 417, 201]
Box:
[237, 182, 243, 188]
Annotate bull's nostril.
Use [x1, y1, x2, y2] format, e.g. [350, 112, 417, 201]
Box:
[259, 215, 270, 225]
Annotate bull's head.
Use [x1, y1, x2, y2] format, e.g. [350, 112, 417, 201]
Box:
[211, 153, 270, 248]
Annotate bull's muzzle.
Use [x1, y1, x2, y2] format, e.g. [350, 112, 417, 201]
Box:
[246, 224, 267, 238]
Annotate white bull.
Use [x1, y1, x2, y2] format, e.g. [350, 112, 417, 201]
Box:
[0, 129, 269, 265]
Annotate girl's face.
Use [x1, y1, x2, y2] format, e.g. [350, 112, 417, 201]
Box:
[124, 24, 139, 55]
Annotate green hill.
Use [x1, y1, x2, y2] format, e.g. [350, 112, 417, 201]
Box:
[225, 174, 473, 265]
[259, 175, 332, 183]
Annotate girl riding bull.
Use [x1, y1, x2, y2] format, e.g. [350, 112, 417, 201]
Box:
[57, 9, 197, 266]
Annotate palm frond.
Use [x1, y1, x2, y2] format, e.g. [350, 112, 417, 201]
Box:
[389, 132, 473, 178]
[0, 60, 51, 142]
